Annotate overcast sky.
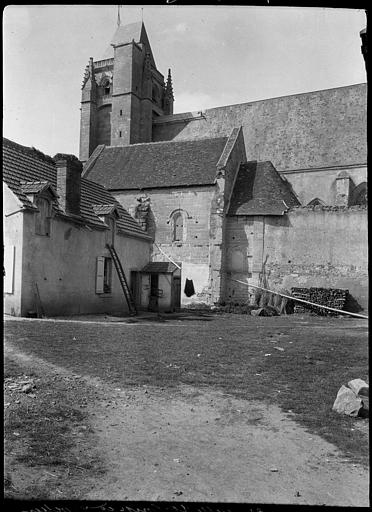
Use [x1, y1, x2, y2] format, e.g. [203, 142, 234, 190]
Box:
[3, 5, 366, 157]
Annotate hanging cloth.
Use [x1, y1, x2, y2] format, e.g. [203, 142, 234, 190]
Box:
[184, 278, 195, 297]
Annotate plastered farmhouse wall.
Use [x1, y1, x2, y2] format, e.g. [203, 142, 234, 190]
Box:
[3, 184, 24, 316]
[4, 182, 150, 317]
[19, 212, 150, 317]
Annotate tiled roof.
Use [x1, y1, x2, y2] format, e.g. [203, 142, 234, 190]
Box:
[3, 137, 150, 240]
[141, 262, 179, 274]
[228, 161, 301, 216]
[83, 137, 228, 190]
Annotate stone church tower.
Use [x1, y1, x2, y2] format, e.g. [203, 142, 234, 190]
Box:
[79, 21, 174, 162]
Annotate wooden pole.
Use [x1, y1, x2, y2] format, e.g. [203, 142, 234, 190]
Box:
[231, 278, 369, 319]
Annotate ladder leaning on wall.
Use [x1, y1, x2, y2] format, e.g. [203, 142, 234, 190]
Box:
[106, 243, 137, 316]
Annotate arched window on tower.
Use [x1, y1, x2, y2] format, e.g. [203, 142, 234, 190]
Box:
[100, 77, 111, 96]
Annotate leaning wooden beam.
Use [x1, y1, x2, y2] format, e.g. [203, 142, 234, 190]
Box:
[230, 279, 369, 319]
[154, 242, 182, 270]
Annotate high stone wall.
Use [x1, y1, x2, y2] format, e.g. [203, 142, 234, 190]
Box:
[153, 84, 367, 173]
[225, 206, 368, 310]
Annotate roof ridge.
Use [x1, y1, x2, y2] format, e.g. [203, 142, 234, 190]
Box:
[3, 137, 56, 165]
[103, 135, 228, 150]
[189, 83, 367, 114]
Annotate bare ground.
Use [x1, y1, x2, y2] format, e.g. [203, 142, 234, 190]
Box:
[4, 338, 369, 506]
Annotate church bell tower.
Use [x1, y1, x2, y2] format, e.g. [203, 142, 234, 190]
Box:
[79, 20, 174, 162]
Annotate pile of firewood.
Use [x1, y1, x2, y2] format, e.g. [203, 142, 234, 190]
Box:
[291, 287, 348, 316]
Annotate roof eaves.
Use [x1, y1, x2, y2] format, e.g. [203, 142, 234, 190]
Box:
[117, 227, 152, 241]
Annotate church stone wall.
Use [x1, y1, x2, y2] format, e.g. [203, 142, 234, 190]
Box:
[96, 105, 112, 146]
[113, 185, 217, 305]
[281, 165, 367, 206]
[153, 84, 367, 174]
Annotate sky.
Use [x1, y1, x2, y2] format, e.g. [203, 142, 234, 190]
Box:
[3, 5, 366, 157]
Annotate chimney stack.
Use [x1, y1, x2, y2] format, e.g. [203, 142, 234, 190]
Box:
[54, 154, 82, 215]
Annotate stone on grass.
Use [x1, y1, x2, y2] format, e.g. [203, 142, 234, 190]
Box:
[332, 385, 363, 417]
[21, 384, 34, 393]
[347, 379, 369, 397]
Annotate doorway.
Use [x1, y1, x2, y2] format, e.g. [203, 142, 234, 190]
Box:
[148, 273, 159, 311]
[172, 276, 181, 310]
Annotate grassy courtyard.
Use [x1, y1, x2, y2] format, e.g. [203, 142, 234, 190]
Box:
[4, 312, 369, 468]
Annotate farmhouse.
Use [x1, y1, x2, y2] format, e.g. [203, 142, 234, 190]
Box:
[3, 137, 152, 317]
[81, 21, 368, 310]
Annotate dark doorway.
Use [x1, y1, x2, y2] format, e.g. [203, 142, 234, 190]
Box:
[173, 276, 181, 310]
[149, 273, 159, 311]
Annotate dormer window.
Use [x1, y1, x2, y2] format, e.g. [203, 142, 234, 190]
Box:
[20, 181, 57, 237]
[92, 204, 120, 246]
[35, 196, 52, 236]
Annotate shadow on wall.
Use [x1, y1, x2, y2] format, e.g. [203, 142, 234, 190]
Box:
[153, 115, 199, 141]
[147, 208, 156, 240]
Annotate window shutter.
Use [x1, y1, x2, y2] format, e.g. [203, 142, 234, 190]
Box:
[96, 257, 105, 294]
[4, 245, 15, 293]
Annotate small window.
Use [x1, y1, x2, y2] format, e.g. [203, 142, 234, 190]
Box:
[173, 211, 184, 242]
[35, 197, 51, 236]
[120, 109, 123, 116]
[101, 77, 111, 96]
[96, 256, 112, 294]
[119, 131, 122, 138]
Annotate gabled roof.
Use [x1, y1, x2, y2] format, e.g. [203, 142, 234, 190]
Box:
[3, 137, 150, 240]
[92, 204, 120, 217]
[141, 262, 179, 274]
[228, 161, 300, 216]
[20, 180, 58, 197]
[83, 137, 229, 190]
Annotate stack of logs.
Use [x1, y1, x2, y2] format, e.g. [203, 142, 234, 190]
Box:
[291, 287, 348, 316]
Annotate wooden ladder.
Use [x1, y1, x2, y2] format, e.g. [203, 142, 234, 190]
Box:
[106, 243, 137, 316]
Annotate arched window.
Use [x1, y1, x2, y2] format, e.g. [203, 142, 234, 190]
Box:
[173, 211, 184, 242]
[100, 77, 111, 96]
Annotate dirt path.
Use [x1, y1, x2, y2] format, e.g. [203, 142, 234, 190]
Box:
[5, 342, 369, 506]
[85, 385, 368, 505]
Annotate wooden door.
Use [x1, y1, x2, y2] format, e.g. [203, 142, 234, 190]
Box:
[172, 276, 181, 310]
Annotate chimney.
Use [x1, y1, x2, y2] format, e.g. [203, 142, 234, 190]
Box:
[54, 154, 82, 215]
